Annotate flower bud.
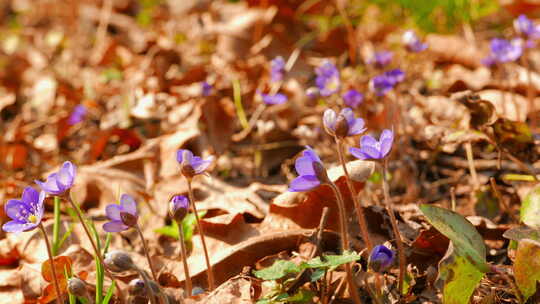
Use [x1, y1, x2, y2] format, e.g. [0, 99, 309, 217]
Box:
[333, 115, 350, 139]
[120, 211, 138, 227]
[129, 278, 146, 296]
[67, 277, 87, 297]
[169, 195, 189, 222]
[368, 245, 394, 272]
[104, 250, 135, 272]
[312, 161, 330, 184]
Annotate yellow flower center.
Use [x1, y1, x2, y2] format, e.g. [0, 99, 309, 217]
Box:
[28, 215, 37, 224]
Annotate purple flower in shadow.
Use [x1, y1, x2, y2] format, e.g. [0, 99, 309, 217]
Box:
[3, 187, 45, 233]
[323, 108, 366, 137]
[261, 92, 288, 105]
[289, 147, 328, 192]
[315, 61, 340, 97]
[369, 245, 395, 272]
[201, 82, 212, 97]
[342, 89, 364, 108]
[349, 129, 394, 160]
[177, 149, 214, 178]
[35, 161, 76, 195]
[270, 56, 286, 82]
[402, 30, 428, 52]
[370, 51, 393, 68]
[68, 105, 87, 126]
[103, 194, 139, 232]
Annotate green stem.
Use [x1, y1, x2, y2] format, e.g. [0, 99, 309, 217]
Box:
[232, 79, 249, 130]
[52, 196, 61, 255]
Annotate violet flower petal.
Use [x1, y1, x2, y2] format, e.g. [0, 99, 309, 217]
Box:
[120, 194, 137, 216]
[289, 175, 320, 192]
[103, 221, 129, 232]
[106, 204, 122, 221]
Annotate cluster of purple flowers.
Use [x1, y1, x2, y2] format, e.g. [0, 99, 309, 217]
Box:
[482, 38, 523, 66]
[4, 161, 76, 233]
[289, 108, 393, 192]
[370, 69, 405, 97]
[315, 61, 341, 97]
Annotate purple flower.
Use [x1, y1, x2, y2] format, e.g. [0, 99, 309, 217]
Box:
[323, 108, 366, 138]
[482, 38, 523, 66]
[402, 30, 428, 52]
[369, 69, 405, 97]
[35, 161, 76, 196]
[514, 15, 540, 39]
[270, 56, 286, 82]
[369, 245, 394, 272]
[103, 194, 139, 232]
[201, 82, 212, 97]
[342, 89, 364, 108]
[170, 195, 189, 222]
[315, 61, 340, 97]
[68, 105, 87, 126]
[370, 51, 393, 68]
[350, 129, 394, 160]
[3, 187, 45, 233]
[177, 149, 214, 178]
[261, 92, 288, 105]
[289, 147, 329, 192]
[385, 69, 405, 83]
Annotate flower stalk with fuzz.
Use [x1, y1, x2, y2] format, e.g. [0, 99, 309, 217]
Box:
[169, 195, 192, 298]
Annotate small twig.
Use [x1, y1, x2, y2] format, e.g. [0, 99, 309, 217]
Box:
[39, 224, 63, 304]
[464, 141, 479, 190]
[187, 179, 215, 290]
[450, 187, 457, 212]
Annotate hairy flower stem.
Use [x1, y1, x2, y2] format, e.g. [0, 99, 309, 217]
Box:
[335, 138, 373, 253]
[381, 160, 406, 295]
[134, 267, 159, 304]
[175, 220, 192, 297]
[63, 194, 123, 299]
[135, 223, 158, 281]
[39, 224, 63, 304]
[328, 182, 362, 304]
[187, 179, 215, 290]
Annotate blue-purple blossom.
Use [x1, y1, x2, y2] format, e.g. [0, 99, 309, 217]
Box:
[350, 129, 394, 160]
[270, 56, 286, 82]
[177, 149, 214, 178]
[68, 105, 87, 126]
[370, 69, 405, 97]
[201, 82, 212, 97]
[482, 38, 523, 66]
[289, 147, 326, 192]
[514, 15, 540, 39]
[402, 30, 428, 52]
[342, 89, 364, 108]
[315, 61, 340, 97]
[3, 187, 45, 233]
[261, 92, 288, 105]
[369, 245, 395, 272]
[103, 194, 139, 232]
[370, 51, 393, 68]
[35, 161, 76, 195]
[170, 195, 189, 221]
[323, 108, 366, 137]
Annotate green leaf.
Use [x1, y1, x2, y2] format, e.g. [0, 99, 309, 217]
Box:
[438, 249, 484, 304]
[303, 251, 361, 270]
[419, 204, 489, 272]
[155, 211, 206, 242]
[503, 226, 540, 243]
[514, 239, 540, 301]
[253, 260, 302, 280]
[285, 289, 314, 303]
[521, 186, 540, 229]
[102, 281, 116, 304]
[310, 268, 326, 282]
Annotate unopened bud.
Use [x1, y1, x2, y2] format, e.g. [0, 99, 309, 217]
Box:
[169, 195, 189, 222]
[104, 250, 135, 272]
[312, 161, 330, 184]
[129, 279, 146, 296]
[67, 277, 87, 297]
[181, 164, 196, 179]
[334, 115, 349, 138]
[120, 212, 138, 227]
[368, 245, 394, 273]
